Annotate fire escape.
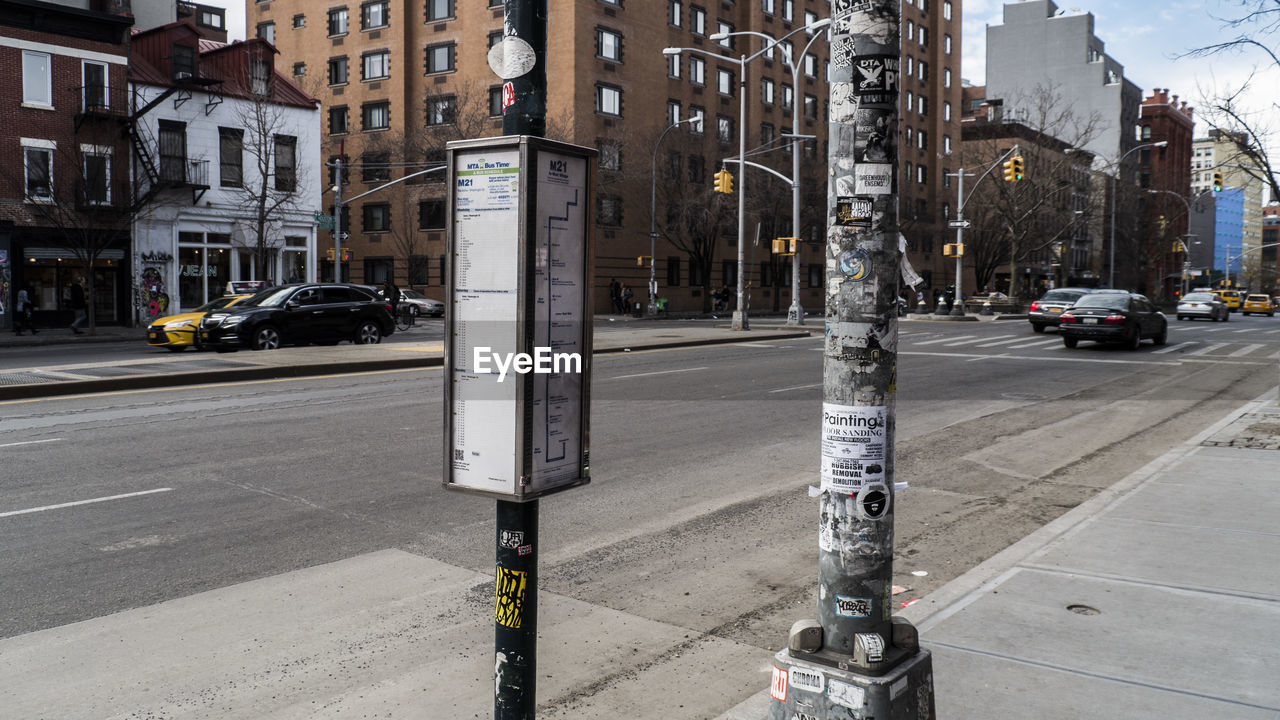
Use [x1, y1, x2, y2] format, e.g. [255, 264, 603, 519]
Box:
[127, 59, 221, 212]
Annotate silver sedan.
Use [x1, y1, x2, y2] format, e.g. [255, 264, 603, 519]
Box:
[1175, 292, 1229, 322]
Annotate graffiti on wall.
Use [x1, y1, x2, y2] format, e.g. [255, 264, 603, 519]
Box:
[140, 266, 169, 318]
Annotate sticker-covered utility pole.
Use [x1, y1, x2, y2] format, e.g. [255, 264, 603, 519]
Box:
[767, 0, 936, 717]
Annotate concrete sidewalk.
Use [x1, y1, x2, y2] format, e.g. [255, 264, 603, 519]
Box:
[722, 388, 1280, 719]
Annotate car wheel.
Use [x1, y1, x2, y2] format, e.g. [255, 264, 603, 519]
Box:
[1223, 312, 1229, 322]
[165, 346, 187, 352]
[1063, 337, 1078, 349]
[1127, 328, 1142, 351]
[354, 321, 382, 344]
[251, 325, 281, 351]
[1154, 322, 1168, 346]
[1032, 323, 1046, 333]
[1176, 315, 1184, 321]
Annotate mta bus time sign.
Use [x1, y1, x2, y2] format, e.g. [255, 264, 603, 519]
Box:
[443, 136, 595, 501]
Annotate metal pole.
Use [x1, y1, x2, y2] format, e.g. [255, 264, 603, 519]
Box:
[769, 0, 934, 715]
[949, 170, 966, 316]
[333, 154, 343, 282]
[1109, 170, 1116, 288]
[649, 120, 691, 317]
[731, 54, 749, 331]
[788, 133, 804, 325]
[495, 1, 545, 718]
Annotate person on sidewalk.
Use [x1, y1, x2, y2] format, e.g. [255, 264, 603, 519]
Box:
[14, 285, 37, 335]
[621, 284, 634, 315]
[609, 278, 622, 314]
[69, 277, 87, 334]
[383, 279, 400, 317]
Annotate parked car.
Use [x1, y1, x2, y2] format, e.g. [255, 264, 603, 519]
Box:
[394, 289, 445, 317]
[1059, 292, 1168, 350]
[1211, 289, 1245, 312]
[1175, 292, 1229, 322]
[1027, 288, 1093, 332]
[198, 283, 394, 351]
[146, 295, 252, 351]
[1241, 294, 1276, 317]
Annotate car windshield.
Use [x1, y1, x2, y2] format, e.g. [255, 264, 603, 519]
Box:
[402, 289, 427, 299]
[1247, 295, 1269, 302]
[1041, 290, 1085, 303]
[195, 296, 238, 313]
[239, 286, 301, 308]
[1073, 295, 1130, 311]
[1182, 293, 1214, 302]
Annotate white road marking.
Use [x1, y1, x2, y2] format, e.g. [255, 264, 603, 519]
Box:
[1232, 329, 1256, 334]
[915, 335, 976, 346]
[29, 369, 98, 381]
[737, 343, 780, 348]
[944, 335, 1014, 347]
[900, 351, 1180, 366]
[975, 336, 1037, 348]
[0, 488, 173, 519]
[1188, 343, 1228, 356]
[0, 438, 64, 449]
[769, 382, 823, 394]
[1004, 338, 1062, 349]
[1229, 344, 1266, 357]
[1152, 342, 1196, 355]
[608, 366, 709, 380]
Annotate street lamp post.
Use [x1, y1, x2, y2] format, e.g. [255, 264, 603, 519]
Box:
[1145, 188, 1213, 297]
[649, 116, 702, 316]
[666, 18, 829, 330]
[710, 21, 830, 326]
[1107, 141, 1167, 288]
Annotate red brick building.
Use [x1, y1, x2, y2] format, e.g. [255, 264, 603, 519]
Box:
[1, 0, 134, 329]
[1138, 88, 1194, 298]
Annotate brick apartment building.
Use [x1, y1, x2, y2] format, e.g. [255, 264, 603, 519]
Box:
[252, 0, 962, 313]
[1138, 88, 1194, 299]
[1, 0, 134, 330]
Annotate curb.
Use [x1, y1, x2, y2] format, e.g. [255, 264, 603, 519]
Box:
[0, 330, 812, 401]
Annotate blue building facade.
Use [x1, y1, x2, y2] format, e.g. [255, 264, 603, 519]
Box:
[1214, 188, 1245, 278]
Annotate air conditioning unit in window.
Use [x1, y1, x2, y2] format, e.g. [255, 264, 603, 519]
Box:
[176, 71, 193, 80]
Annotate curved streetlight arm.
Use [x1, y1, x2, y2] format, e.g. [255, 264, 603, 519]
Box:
[711, 18, 831, 69]
[340, 165, 446, 205]
[646, 116, 701, 315]
[959, 144, 1022, 210]
[720, 157, 793, 186]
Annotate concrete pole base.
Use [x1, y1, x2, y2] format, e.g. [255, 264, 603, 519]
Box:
[732, 311, 750, 330]
[786, 302, 805, 326]
[948, 302, 966, 317]
[979, 301, 993, 316]
[766, 646, 935, 719]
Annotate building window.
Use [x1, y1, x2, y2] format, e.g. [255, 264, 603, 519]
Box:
[716, 115, 734, 144]
[690, 6, 706, 34]
[488, 31, 503, 49]
[250, 57, 270, 94]
[362, 101, 390, 130]
[918, 60, 928, 81]
[157, 120, 187, 183]
[362, 50, 390, 80]
[943, 1, 952, 20]
[82, 61, 108, 111]
[763, 0, 775, 13]
[761, 78, 775, 105]
[803, 94, 817, 121]
[597, 28, 623, 61]
[943, 101, 951, 122]
[688, 154, 706, 184]
[667, 257, 681, 286]
[944, 34, 952, 55]
[426, 95, 456, 125]
[293, 62, 306, 77]
[426, 0, 453, 21]
[781, 0, 793, 21]
[667, 100, 681, 127]
[598, 195, 621, 226]
[81, 151, 110, 204]
[329, 106, 349, 134]
[256, 21, 275, 44]
[172, 44, 197, 80]
[598, 140, 621, 171]
[689, 106, 705, 135]
[328, 7, 348, 36]
[666, 149, 681, 182]
[219, 127, 243, 187]
[917, 164, 927, 184]
[717, 21, 733, 49]
[761, 122, 774, 146]
[944, 67, 951, 89]
[274, 135, 297, 191]
[329, 56, 349, 85]
[409, 255, 430, 285]
[199, 9, 224, 29]
[426, 43, 455, 74]
[918, 27, 927, 47]
[360, 151, 390, 182]
[419, 199, 446, 230]
[292, 14, 305, 28]
[363, 203, 391, 232]
[361, 0, 389, 29]
[690, 56, 705, 85]
[596, 84, 621, 116]
[669, 0, 682, 26]
[804, 54, 818, 78]
[781, 84, 793, 111]
[667, 52, 681, 78]
[489, 86, 504, 116]
[717, 68, 734, 96]
[23, 144, 53, 201]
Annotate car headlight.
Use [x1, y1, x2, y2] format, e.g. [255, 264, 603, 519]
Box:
[222, 315, 246, 327]
[164, 320, 193, 330]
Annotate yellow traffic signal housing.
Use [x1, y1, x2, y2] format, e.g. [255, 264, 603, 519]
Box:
[1011, 155, 1024, 182]
[326, 248, 352, 262]
[1172, 241, 1183, 253]
[943, 243, 965, 257]
[1212, 171, 1223, 192]
[1002, 159, 1015, 182]
[772, 237, 798, 255]
[714, 168, 734, 194]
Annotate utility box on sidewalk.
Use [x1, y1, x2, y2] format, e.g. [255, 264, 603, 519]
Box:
[442, 136, 596, 501]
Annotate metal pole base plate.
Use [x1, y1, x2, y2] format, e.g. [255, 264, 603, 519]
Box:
[766, 647, 935, 720]
[732, 311, 750, 330]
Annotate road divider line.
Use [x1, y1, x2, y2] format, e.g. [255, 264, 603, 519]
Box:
[900, 351, 1181, 366]
[0, 438, 64, 449]
[0, 488, 172, 519]
[915, 335, 976, 346]
[1153, 342, 1196, 355]
[1004, 338, 1061, 349]
[769, 382, 823, 394]
[943, 335, 1014, 347]
[1232, 329, 1256, 334]
[1229, 343, 1265, 357]
[975, 336, 1036, 348]
[608, 366, 709, 381]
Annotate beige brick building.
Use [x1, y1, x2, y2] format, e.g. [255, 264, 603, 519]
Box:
[251, 0, 960, 313]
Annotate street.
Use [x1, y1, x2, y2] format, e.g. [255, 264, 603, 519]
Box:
[1, 315, 1278, 717]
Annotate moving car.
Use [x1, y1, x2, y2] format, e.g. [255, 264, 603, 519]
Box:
[146, 295, 252, 351]
[1059, 292, 1168, 350]
[1242, 294, 1276, 317]
[1211, 289, 1244, 312]
[199, 283, 395, 351]
[1175, 292, 1229, 322]
[1027, 287, 1093, 332]
[395, 289, 444, 317]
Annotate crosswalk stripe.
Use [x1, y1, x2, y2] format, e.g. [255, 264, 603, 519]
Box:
[1153, 341, 1196, 354]
[944, 334, 1015, 347]
[915, 335, 976, 346]
[1232, 329, 1255, 334]
[975, 336, 1036, 348]
[1188, 343, 1228, 356]
[1005, 338, 1061, 349]
[1229, 343, 1266, 357]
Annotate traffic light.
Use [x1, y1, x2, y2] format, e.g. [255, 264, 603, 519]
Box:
[1011, 155, 1024, 182]
[714, 168, 734, 194]
[772, 237, 798, 255]
[1212, 171, 1223, 192]
[1002, 159, 1015, 182]
[1172, 241, 1182, 254]
[943, 243, 965, 257]
[1158, 215, 1168, 233]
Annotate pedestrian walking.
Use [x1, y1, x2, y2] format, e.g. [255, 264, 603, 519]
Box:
[383, 279, 400, 317]
[609, 278, 622, 314]
[14, 285, 37, 335]
[69, 276, 87, 334]
[621, 284, 634, 314]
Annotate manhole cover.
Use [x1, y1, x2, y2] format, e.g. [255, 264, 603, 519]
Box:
[1066, 604, 1101, 616]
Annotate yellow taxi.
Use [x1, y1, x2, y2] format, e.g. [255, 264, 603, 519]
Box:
[1242, 294, 1276, 317]
[1211, 290, 1244, 312]
[146, 295, 252, 351]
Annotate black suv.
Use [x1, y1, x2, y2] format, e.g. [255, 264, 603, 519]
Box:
[199, 283, 395, 351]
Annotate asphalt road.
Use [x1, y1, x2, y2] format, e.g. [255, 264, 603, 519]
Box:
[2, 314, 1278, 716]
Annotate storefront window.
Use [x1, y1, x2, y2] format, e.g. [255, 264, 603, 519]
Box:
[283, 235, 308, 283]
[178, 231, 232, 310]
